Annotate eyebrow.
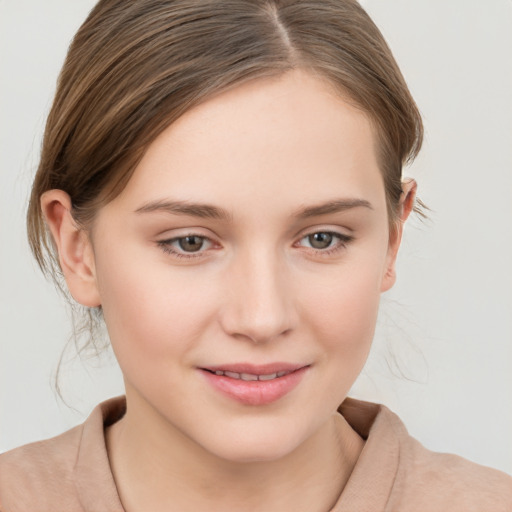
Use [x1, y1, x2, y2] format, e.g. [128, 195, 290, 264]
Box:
[134, 197, 373, 221]
[293, 198, 373, 218]
[135, 199, 232, 220]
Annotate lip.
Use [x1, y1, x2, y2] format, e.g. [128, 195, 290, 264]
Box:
[203, 362, 306, 375]
[199, 363, 310, 406]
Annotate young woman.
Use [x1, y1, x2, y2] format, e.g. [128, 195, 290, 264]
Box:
[1, 1, 511, 511]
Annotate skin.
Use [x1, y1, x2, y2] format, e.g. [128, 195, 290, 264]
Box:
[42, 69, 415, 512]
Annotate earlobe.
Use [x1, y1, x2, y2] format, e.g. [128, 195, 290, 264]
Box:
[380, 179, 417, 292]
[41, 190, 101, 307]
[381, 265, 397, 292]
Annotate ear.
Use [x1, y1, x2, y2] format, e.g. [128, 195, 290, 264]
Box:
[380, 179, 417, 292]
[41, 190, 101, 307]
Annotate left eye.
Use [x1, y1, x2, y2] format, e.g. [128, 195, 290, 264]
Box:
[159, 235, 213, 255]
[176, 235, 208, 252]
[298, 232, 348, 250]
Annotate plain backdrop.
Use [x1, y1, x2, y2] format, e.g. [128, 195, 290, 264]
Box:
[1, 0, 511, 475]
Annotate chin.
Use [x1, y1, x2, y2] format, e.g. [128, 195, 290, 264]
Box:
[195, 417, 316, 465]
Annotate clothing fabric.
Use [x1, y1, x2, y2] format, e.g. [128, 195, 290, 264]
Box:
[0, 396, 511, 511]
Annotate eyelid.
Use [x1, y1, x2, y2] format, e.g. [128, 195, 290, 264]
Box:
[294, 224, 353, 242]
[156, 225, 354, 260]
[293, 227, 354, 255]
[157, 231, 219, 259]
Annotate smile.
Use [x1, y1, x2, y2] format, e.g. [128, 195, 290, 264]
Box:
[204, 369, 292, 381]
[199, 364, 309, 406]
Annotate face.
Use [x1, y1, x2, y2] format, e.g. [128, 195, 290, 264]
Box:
[88, 69, 399, 462]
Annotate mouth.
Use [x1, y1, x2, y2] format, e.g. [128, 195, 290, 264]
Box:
[202, 368, 295, 381]
[199, 363, 310, 406]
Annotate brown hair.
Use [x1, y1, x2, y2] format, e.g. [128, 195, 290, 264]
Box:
[27, 0, 423, 356]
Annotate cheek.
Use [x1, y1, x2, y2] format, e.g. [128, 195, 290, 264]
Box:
[94, 244, 220, 370]
[299, 257, 385, 365]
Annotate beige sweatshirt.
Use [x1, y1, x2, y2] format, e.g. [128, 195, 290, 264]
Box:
[1, 396, 510, 511]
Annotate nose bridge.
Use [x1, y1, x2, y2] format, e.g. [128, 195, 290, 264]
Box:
[220, 244, 296, 343]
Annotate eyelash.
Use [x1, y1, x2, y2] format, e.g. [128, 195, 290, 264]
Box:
[157, 235, 214, 259]
[295, 231, 354, 257]
[157, 231, 354, 260]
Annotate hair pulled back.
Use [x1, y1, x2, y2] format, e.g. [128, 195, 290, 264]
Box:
[28, 0, 423, 283]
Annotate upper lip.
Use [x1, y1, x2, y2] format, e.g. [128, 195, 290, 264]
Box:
[200, 362, 309, 375]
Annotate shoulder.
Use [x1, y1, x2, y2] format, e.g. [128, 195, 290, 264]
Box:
[0, 424, 85, 511]
[393, 432, 512, 511]
[379, 404, 512, 511]
[0, 396, 125, 512]
[338, 398, 512, 511]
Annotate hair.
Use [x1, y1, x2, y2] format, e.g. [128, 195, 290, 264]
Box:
[27, 0, 424, 360]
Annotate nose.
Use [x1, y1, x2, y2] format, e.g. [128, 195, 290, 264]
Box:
[219, 247, 297, 344]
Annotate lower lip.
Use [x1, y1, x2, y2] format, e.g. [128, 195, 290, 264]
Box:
[200, 367, 309, 406]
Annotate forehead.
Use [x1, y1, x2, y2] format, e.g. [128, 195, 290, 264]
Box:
[109, 69, 386, 217]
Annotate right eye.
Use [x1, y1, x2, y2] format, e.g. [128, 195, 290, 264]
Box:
[302, 232, 337, 250]
[157, 234, 214, 258]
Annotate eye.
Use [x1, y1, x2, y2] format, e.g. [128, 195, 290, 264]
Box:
[176, 235, 207, 252]
[305, 232, 335, 249]
[158, 235, 214, 258]
[297, 231, 353, 253]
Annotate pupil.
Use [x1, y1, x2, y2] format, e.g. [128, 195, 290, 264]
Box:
[179, 236, 203, 252]
[309, 232, 333, 249]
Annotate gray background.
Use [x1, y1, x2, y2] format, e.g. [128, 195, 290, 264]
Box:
[1, 0, 511, 474]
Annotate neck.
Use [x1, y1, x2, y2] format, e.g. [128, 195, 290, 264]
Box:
[106, 391, 364, 512]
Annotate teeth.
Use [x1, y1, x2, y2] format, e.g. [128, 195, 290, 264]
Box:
[210, 370, 290, 381]
[258, 373, 278, 381]
[240, 373, 258, 381]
